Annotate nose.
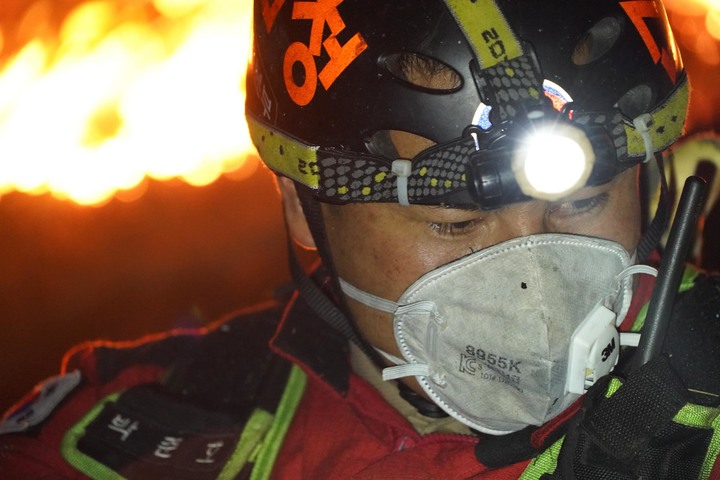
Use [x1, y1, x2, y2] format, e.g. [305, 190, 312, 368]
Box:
[490, 200, 551, 243]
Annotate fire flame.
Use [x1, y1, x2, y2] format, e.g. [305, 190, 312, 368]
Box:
[0, 0, 718, 206]
[0, 0, 255, 205]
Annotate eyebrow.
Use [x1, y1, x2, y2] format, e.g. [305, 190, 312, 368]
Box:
[427, 204, 482, 212]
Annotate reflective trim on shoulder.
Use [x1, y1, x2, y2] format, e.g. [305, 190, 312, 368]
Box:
[248, 364, 307, 480]
[519, 436, 564, 480]
[60, 392, 123, 480]
[59, 365, 307, 480]
[217, 409, 274, 480]
[0, 370, 81, 435]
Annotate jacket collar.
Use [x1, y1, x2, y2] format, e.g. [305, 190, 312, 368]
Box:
[270, 291, 351, 395]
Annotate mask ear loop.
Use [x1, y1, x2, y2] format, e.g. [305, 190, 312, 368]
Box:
[619, 264, 659, 277]
[339, 277, 446, 383]
[615, 264, 659, 348]
[339, 278, 398, 313]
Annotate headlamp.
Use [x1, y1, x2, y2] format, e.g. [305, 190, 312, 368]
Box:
[466, 109, 614, 209]
[513, 119, 595, 201]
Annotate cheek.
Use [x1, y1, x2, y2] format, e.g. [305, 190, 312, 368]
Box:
[322, 205, 458, 301]
[614, 200, 641, 252]
[583, 178, 642, 253]
[322, 206, 410, 300]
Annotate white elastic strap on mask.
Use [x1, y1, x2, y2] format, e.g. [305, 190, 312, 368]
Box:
[376, 344, 435, 381]
[615, 263, 658, 323]
[618, 263, 658, 279]
[615, 264, 657, 349]
[392, 159, 412, 206]
[383, 363, 431, 380]
[619, 332, 640, 347]
[340, 277, 440, 382]
[633, 113, 655, 163]
[383, 301, 441, 381]
[375, 348, 406, 366]
[339, 278, 398, 313]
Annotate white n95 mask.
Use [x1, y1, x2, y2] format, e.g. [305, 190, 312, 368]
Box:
[340, 233, 649, 435]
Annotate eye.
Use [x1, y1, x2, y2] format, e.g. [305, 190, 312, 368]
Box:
[548, 192, 609, 218]
[429, 219, 479, 237]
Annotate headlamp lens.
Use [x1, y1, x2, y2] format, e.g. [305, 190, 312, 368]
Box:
[513, 123, 595, 200]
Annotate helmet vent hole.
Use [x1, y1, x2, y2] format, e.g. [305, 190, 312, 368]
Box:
[366, 129, 435, 159]
[572, 17, 622, 65]
[382, 52, 462, 93]
[616, 85, 654, 119]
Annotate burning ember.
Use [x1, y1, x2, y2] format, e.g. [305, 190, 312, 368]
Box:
[0, 0, 718, 206]
[0, 0, 254, 205]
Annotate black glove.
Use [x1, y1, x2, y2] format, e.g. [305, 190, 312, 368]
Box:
[548, 273, 720, 480]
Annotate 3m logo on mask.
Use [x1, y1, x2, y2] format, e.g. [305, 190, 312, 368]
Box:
[460, 346, 522, 388]
[601, 337, 616, 362]
[262, 0, 368, 106]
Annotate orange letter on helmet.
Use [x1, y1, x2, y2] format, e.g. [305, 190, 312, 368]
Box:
[292, 0, 346, 56]
[284, 41, 318, 106]
[261, 0, 286, 32]
[319, 33, 368, 90]
[284, 0, 368, 104]
[620, 0, 678, 82]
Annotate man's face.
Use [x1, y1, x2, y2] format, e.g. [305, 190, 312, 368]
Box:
[321, 163, 641, 360]
[317, 55, 642, 367]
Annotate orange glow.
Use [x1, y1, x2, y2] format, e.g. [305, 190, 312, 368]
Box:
[0, 0, 718, 206]
[665, 0, 720, 63]
[0, 0, 256, 205]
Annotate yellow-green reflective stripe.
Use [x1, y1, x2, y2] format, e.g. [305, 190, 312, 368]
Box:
[679, 264, 702, 292]
[217, 409, 274, 480]
[674, 403, 720, 428]
[60, 392, 127, 480]
[674, 402, 720, 479]
[250, 364, 308, 480]
[246, 116, 320, 189]
[625, 76, 689, 158]
[605, 377, 624, 398]
[444, 0, 522, 68]
[519, 436, 564, 479]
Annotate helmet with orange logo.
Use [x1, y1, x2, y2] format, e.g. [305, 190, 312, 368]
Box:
[246, 0, 688, 210]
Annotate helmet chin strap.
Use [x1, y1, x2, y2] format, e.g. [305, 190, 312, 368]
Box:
[291, 183, 381, 361]
[397, 382, 451, 419]
[286, 238, 369, 357]
[636, 152, 671, 261]
[290, 183, 450, 419]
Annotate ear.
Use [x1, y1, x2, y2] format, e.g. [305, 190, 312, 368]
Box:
[277, 176, 317, 249]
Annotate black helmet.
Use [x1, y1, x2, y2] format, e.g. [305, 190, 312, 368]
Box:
[246, 0, 688, 209]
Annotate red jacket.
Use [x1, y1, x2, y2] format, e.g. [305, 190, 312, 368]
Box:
[1, 270, 717, 479]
